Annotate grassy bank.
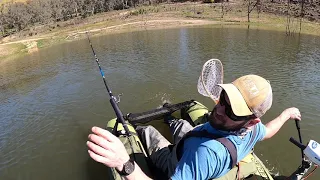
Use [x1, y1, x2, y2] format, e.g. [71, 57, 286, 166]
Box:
[0, 43, 27, 61]
[0, 2, 319, 62]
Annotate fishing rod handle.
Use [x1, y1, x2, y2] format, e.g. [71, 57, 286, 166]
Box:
[110, 98, 131, 136]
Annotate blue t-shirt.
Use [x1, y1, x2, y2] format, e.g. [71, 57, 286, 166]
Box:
[171, 122, 266, 180]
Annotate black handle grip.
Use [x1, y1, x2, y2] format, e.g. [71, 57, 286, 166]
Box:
[295, 119, 300, 129]
[127, 100, 194, 124]
[110, 98, 131, 136]
[289, 137, 306, 150]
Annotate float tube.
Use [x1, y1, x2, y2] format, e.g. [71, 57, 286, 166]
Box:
[106, 100, 274, 180]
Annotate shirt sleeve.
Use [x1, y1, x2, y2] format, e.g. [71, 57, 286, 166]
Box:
[170, 145, 220, 180]
[256, 122, 267, 141]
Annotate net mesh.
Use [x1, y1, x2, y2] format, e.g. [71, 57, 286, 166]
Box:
[197, 59, 223, 102]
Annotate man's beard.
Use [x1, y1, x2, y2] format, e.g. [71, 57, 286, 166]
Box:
[209, 109, 248, 131]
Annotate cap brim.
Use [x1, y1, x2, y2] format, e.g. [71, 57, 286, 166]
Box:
[218, 84, 253, 117]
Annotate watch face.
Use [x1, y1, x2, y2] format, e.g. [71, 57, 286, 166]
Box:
[124, 160, 135, 175]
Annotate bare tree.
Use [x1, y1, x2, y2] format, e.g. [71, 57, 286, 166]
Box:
[256, 0, 261, 18]
[28, 0, 53, 24]
[71, 0, 85, 16]
[246, 0, 259, 22]
[299, 0, 305, 34]
[0, 4, 5, 36]
[50, 0, 65, 21]
[106, 0, 125, 11]
[1, 0, 315, 37]
[221, 0, 225, 19]
[6, 2, 33, 32]
[285, 0, 296, 36]
[82, 0, 98, 17]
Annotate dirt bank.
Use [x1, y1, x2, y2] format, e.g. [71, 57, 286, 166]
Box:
[0, 16, 225, 60]
[0, 2, 319, 62]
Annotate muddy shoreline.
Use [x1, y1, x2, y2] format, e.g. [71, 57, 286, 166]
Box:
[1, 3, 319, 62]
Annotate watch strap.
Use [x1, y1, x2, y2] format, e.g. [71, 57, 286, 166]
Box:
[116, 159, 135, 176]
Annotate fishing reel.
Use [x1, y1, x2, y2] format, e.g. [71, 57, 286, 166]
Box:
[290, 138, 320, 166]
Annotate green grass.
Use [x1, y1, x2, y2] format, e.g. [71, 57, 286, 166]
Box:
[36, 39, 49, 48]
[36, 36, 66, 49]
[0, 43, 27, 61]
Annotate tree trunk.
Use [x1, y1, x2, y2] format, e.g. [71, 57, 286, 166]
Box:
[299, 0, 305, 34]
[221, 0, 224, 19]
[286, 0, 291, 35]
[257, 0, 261, 18]
[248, 0, 250, 22]
[0, 23, 4, 36]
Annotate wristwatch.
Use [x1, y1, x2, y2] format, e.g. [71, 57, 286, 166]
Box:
[116, 159, 135, 176]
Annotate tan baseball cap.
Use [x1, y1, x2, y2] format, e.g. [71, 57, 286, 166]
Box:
[218, 75, 273, 118]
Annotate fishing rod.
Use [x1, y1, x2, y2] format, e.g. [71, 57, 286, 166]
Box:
[86, 32, 132, 137]
[85, 32, 176, 168]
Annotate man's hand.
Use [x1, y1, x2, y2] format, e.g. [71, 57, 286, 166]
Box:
[263, 107, 302, 140]
[87, 126, 130, 171]
[281, 107, 301, 121]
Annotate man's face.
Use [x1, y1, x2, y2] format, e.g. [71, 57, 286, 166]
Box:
[210, 91, 251, 131]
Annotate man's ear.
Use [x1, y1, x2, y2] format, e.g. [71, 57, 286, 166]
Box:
[244, 118, 261, 128]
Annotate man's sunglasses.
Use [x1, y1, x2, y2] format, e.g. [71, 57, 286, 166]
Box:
[219, 91, 256, 121]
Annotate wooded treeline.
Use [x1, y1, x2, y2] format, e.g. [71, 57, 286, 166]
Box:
[0, 0, 157, 36]
[0, 0, 319, 38]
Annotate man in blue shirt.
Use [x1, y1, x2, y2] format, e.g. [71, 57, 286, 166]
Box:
[86, 74, 302, 180]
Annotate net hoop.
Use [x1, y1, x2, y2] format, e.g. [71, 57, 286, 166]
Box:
[197, 59, 224, 104]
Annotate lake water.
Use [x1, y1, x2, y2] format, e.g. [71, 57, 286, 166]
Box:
[1, 25, 320, 179]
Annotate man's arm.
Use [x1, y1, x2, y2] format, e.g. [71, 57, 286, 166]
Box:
[262, 107, 301, 140]
[87, 127, 152, 180]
